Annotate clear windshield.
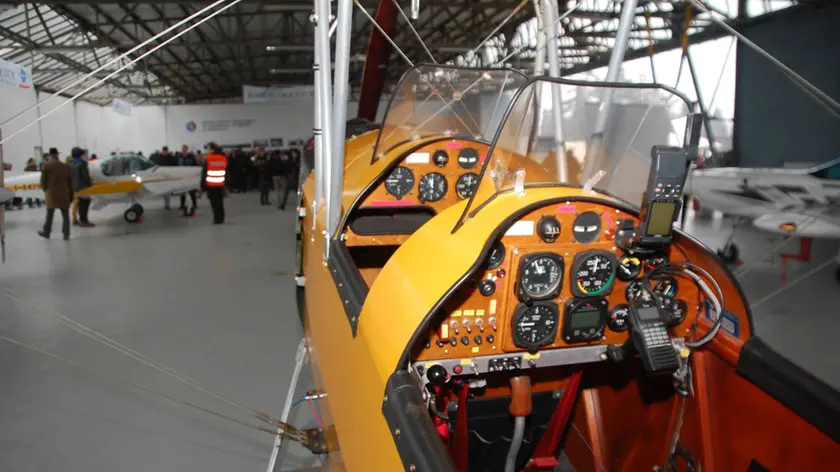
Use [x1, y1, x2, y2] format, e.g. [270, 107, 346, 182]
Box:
[370, 65, 529, 163]
[455, 77, 693, 229]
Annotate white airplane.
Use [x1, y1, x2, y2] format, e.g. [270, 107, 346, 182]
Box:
[686, 157, 840, 275]
[3, 153, 202, 223]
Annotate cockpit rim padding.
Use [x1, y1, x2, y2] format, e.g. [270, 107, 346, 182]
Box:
[336, 136, 490, 239]
[348, 206, 437, 236]
[327, 239, 369, 337]
[737, 336, 840, 444]
[395, 194, 756, 371]
[382, 370, 458, 472]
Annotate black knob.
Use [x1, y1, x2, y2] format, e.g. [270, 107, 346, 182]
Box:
[461, 336, 470, 346]
[436, 339, 445, 348]
[449, 338, 458, 347]
[426, 364, 447, 386]
[473, 335, 483, 345]
[478, 279, 496, 296]
[486, 334, 495, 344]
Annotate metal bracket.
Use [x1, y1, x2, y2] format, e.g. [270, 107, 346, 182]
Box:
[295, 276, 306, 287]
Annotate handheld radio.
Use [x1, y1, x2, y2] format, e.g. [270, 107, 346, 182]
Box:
[628, 298, 680, 374]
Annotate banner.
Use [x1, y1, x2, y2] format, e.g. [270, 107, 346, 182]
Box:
[0, 58, 32, 90]
[243, 84, 314, 103]
[112, 98, 133, 117]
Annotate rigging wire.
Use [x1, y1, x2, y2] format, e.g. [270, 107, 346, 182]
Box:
[0, 285, 288, 432]
[466, 0, 530, 60]
[0, 0, 234, 131]
[750, 257, 836, 309]
[0, 334, 299, 441]
[687, 0, 840, 120]
[0, 0, 246, 148]
[391, 0, 437, 63]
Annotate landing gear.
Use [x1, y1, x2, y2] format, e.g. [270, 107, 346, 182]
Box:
[718, 243, 740, 264]
[124, 204, 143, 223]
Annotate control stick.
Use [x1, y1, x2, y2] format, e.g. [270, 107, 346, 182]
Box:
[505, 376, 532, 472]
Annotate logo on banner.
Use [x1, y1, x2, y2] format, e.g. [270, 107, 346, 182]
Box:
[18, 67, 30, 89]
[186, 121, 197, 132]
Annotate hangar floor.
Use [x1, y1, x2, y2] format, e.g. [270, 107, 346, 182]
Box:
[0, 196, 838, 472]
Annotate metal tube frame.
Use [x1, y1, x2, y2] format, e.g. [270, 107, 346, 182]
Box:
[685, 48, 720, 164]
[541, 0, 567, 183]
[329, 0, 352, 239]
[311, 11, 324, 229]
[314, 0, 334, 260]
[591, 0, 639, 135]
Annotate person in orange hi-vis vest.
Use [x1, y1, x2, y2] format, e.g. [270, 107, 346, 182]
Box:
[201, 142, 228, 224]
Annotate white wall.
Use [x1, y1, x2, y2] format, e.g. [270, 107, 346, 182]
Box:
[37, 91, 79, 159]
[75, 100, 104, 156]
[0, 83, 40, 173]
[100, 105, 166, 157]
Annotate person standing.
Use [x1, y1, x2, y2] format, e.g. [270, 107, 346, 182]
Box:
[70, 147, 95, 227]
[253, 147, 271, 205]
[279, 148, 301, 210]
[37, 149, 74, 240]
[178, 145, 199, 212]
[269, 151, 286, 208]
[202, 143, 227, 224]
[157, 146, 176, 210]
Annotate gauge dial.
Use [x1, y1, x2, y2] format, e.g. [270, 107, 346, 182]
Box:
[517, 253, 564, 301]
[653, 277, 678, 298]
[455, 172, 479, 199]
[571, 251, 617, 297]
[608, 304, 631, 332]
[432, 150, 449, 167]
[486, 240, 505, 270]
[457, 148, 480, 169]
[417, 172, 448, 202]
[562, 298, 608, 343]
[625, 280, 653, 302]
[511, 302, 559, 351]
[645, 254, 670, 277]
[384, 166, 415, 198]
[664, 299, 688, 327]
[537, 216, 561, 243]
[616, 255, 642, 281]
[572, 211, 602, 243]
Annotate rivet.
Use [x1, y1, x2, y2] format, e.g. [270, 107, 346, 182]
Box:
[410, 465, 417, 472]
[395, 428, 401, 437]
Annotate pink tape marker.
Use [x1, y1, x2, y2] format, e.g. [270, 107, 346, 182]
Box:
[603, 212, 614, 228]
[557, 205, 577, 213]
[446, 141, 463, 149]
[368, 200, 418, 207]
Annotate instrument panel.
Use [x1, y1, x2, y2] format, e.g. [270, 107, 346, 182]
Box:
[415, 201, 702, 363]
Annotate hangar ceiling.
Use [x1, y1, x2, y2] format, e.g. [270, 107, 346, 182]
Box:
[0, 0, 810, 105]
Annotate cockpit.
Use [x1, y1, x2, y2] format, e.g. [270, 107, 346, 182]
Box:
[99, 153, 156, 177]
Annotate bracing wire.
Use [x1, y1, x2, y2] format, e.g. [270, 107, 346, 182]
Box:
[391, 0, 437, 63]
[0, 284, 290, 434]
[0, 0, 245, 148]
[467, 0, 530, 59]
[0, 0, 233, 130]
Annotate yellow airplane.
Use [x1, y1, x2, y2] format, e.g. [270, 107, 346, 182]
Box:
[3, 153, 201, 222]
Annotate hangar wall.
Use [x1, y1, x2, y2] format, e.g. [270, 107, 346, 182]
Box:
[735, 3, 840, 167]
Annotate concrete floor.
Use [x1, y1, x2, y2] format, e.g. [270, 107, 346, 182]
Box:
[0, 197, 838, 471]
[0, 195, 319, 472]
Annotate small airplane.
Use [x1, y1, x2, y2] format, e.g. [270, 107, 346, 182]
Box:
[3, 153, 202, 223]
[686, 156, 840, 276]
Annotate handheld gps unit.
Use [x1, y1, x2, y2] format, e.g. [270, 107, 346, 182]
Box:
[636, 146, 690, 246]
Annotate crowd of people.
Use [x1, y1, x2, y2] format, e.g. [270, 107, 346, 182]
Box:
[33, 143, 303, 239]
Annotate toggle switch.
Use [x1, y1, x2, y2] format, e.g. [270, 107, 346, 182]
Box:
[488, 317, 497, 331]
[475, 318, 485, 332]
[450, 320, 460, 335]
[463, 319, 472, 333]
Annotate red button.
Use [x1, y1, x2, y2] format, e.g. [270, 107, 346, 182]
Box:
[453, 365, 463, 375]
[496, 269, 506, 278]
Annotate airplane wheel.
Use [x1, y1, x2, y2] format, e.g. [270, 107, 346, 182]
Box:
[124, 204, 142, 223]
[718, 243, 739, 264]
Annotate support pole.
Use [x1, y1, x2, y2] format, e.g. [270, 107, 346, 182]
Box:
[311, 14, 324, 218]
[685, 49, 720, 162]
[329, 0, 352, 238]
[314, 0, 334, 260]
[583, 0, 638, 182]
[541, 0, 567, 183]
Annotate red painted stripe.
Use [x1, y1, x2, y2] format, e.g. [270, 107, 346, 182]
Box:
[445, 141, 463, 149]
[357, 0, 398, 120]
[368, 199, 418, 207]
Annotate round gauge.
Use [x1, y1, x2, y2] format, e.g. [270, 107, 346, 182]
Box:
[457, 148, 480, 169]
[645, 254, 670, 277]
[517, 253, 565, 301]
[511, 302, 559, 351]
[653, 276, 678, 298]
[455, 172, 479, 199]
[486, 240, 505, 269]
[432, 150, 449, 167]
[417, 172, 448, 202]
[571, 251, 617, 297]
[572, 212, 602, 243]
[625, 280, 653, 302]
[616, 255, 642, 281]
[608, 304, 631, 332]
[537, 216, 561, 243]
[384, 166, 415, 198]
[664, 299, 689, 327]
[562, 298, 608, 343]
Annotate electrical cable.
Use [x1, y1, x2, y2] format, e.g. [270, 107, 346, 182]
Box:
[307, 399, 325, 429]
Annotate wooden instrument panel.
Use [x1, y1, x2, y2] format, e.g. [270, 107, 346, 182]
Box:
[415, 201, 711, 361]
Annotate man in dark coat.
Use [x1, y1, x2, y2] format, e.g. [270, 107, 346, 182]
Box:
[253, 147, 271, 205]
[71, 147, 95, 227]
[38, 148, 74, 240]
[279, 149, 301, 210]
[178, 144, 199, 211]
